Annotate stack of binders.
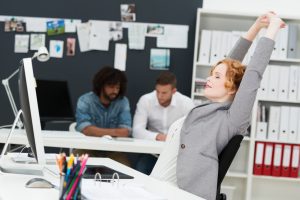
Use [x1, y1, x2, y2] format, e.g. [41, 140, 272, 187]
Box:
[253, 142, 300, 178]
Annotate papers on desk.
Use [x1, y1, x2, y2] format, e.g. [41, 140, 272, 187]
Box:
[8, 153, 57, 164]
[81, 180, 167, 200]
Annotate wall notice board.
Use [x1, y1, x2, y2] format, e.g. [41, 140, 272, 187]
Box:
[0, 0, 202, 127]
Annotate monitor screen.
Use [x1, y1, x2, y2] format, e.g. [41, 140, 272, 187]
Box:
[36, 79, 74, 122]
[18, 58, 46, 165]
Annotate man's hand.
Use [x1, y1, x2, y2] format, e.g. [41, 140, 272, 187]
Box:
[156, 133, 167, 141]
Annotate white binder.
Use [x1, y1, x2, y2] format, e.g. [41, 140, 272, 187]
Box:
[267, 65, 280, 100]
[210, 31, 222, 64]
[297, 108, 300, 143]
[278, 66, 289, 101]
[288, 107, 298, 142]
[297, 68, 300, 102]
[198, 30, 212, 64]
[278, 26, 289, 59]
[287, 24, 298, 59]
[258, 66, 270, 99]
[288, 66, 298, 101]
[270, 32, 281, 60]
[279, 106, 290, 142]
[267, 106, 281, 141]
[256, 122, 268, 140]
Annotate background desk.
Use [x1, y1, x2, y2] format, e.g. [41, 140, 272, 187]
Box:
[0, 129, 165, 154]
[0, 157, 204, 200]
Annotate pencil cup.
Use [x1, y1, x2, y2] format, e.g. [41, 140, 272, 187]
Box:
[59, 173, 65, 199]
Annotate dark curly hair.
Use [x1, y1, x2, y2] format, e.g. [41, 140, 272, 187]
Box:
[93, 66, 127, 98]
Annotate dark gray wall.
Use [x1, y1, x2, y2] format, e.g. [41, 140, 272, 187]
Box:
[0, 0, 202, 128]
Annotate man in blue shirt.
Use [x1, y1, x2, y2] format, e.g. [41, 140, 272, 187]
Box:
[74, 66, 132, 165]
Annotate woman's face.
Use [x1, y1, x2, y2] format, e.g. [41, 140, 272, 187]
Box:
[204, 63, 235, 102]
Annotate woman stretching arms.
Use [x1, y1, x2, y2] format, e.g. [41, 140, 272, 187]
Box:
[151, 12, 285, 200]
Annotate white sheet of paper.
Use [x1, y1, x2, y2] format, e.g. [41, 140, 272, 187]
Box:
[77, 22, 91, 52]
[157, 25, 189, 49]
[49, 40, 64, 58]
[81, 180, 166, 200]
[65, 19, 82, 33]
[114, 43, 127, 71]
[30, 34, 45, 50]
[14, 34, 29, 53]
[89, 20, 110, 51]
[128, 23, 146, 50]
[25, 18, 47, 32]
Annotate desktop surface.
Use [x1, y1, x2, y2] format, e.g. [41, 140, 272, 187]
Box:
[0, 158, 204, 200]
[0, 129, 165, 154]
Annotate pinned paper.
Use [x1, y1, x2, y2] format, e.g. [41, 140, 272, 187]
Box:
[66, 38, 76, 56]
[128, 23, 146, 50]
[5, 19, 25, 32]
[150, 48, 170, 70]
[64, 19, 81, 33]
[109, 22, 123, 41]
[76, 22, 90, 52]
[50, 40, 64, 58]
[47, 20, 65, 36]
[30, 34, 45, 50]
[114, 43, 127, 71]
[120, 4, 136, 22]
[146, 24, 164, 37]
[14, 34, 29, 53]
[157, 25, 189, 49]
[26, 18, 47, 32]
[89, 21, 110, 51]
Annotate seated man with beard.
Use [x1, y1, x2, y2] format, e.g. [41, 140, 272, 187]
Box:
[74, 66, 132, 166]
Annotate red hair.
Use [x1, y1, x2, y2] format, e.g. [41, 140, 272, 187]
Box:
[210, 59, 246, 92]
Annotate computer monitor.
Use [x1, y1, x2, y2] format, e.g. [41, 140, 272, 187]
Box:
[0, 58, 46, 175]
[18, 58, 46, 165]
[36, 79, 74, 123]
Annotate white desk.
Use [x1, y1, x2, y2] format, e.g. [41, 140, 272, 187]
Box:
[0, 129, 165, 154]
[0, 158, 204, 200]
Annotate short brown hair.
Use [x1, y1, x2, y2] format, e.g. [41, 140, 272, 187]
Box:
[93, 66, 127, 98]
[210, 59, 246, 92]
[155, 71, 177, 88]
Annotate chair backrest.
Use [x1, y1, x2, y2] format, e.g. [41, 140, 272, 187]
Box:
[217, 134, 244, 187]
[69, 122, 77, 132]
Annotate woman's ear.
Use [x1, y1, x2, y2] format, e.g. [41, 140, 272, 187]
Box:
[228, 88, 237, 95]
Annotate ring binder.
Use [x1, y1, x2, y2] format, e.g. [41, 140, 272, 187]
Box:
[81, 171, 167, 200]
[93, 172, 120, 186]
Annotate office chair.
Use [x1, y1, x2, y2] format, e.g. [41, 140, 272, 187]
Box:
[216, 134, 244, 200]
[68, 122, 77, 155]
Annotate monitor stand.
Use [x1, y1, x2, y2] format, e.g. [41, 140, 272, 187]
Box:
[0, 110, 44, 176]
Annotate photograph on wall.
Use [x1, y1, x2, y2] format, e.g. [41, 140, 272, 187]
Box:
[30, 34, 46, 50]
[4, 19, 26, 32]
[14, 34, 29, 53]
[120, 4, 136, 22]
[49, 40, 64, 58]
[47, 20, 65, 36]
[150, 48, 170, 70]
[66, 38, 76, 56]
[146, 24, 164, 37]
[109, 22, 123, 41]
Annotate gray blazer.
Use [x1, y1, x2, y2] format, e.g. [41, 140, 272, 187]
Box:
[176, 37, 275, 200]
